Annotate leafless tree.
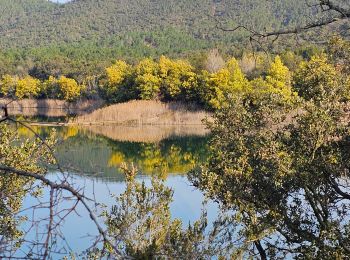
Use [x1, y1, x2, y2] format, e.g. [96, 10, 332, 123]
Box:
[205, 49, 226, 73]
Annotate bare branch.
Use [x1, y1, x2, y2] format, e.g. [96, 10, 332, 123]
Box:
[0, 165, 127, 259]
[214, 0, 349, 40]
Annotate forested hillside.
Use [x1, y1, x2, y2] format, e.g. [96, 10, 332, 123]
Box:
[0, 0, 319, 48]
[0, 0, 348, 77]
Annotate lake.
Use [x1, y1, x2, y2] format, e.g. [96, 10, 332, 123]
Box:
[17, 124, 218, 258]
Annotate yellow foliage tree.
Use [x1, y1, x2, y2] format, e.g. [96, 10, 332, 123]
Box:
[102, 60, 136, 102]
[159, 56, 197, 99]
[266, 56, 291, 85]
[200, 57, 250, 110]
[135, 58, 161, 100]
[15, 76, 41, 99]
[251, 56, 296, 104]
[226, 58, 250, 89]
[106, 60, 132, 86]
[57, 76, 84, 102]
[0, 75, 17, 97]
[293, 54, 339, 102]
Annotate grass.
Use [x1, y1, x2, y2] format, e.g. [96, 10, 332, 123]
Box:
[73, 100, 211, 126]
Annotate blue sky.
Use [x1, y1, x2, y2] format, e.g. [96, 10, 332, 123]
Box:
[50, 0, 71, 3]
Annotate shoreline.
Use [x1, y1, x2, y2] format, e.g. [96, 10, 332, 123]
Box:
[0, 98, 104, 117]
[26, 121, 208, 127]
[3, 99, 211, 127]
[23, 121, 210, 143]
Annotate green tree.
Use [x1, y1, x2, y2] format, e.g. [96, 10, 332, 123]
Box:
[293, 54, 339, 102]
[99, 165, 235, 259]
[191, 50, 350, 258]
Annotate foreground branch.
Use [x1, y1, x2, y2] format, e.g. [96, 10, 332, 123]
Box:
[0, 165, 128, 259]
[215, 0, 349, 40]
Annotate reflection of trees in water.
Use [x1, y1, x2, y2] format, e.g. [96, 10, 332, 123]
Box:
[107, 137, 209, 177]
[17, 125, 210, 179]
[54, 129, 209, 180]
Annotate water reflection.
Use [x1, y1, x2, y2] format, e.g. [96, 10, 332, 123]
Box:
[11, 123, 214, 258]
[81, 124, 210, 143]
[17, 124, 210, 180]
[19, 173, 219, 258]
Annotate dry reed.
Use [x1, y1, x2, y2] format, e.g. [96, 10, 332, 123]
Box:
[73, 100, 211, 126]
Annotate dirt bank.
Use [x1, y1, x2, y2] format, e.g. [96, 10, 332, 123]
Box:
[0, 98, 104, 117]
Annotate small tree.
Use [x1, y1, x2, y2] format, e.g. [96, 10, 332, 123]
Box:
[135, 58, 161, 100]
[293, 54, 339, 102]
[102, 60, 136, 103]
[159, 56, 197, 100]
[106, 60, 132, 86]
[0, 75, 17, 97]
[0, 75, 41, 99]
[0, 124, 56, 244]
[57, 76, 84, 102]
[100, 165, 235, 259]
[250, 56, 296, 104]
[204, 49, 225, 73]
[199, 57, 250, 110]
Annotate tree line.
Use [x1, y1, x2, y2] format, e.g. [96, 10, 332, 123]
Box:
[0, 42, 332, 111]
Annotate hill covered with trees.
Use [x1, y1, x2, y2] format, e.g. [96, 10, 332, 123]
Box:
[0, 0, 321, 48]
[0, 0, 348, 77]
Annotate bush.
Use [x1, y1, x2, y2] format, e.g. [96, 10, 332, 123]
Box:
[0, 75, 40, 99]
[293, 55, 339, 102]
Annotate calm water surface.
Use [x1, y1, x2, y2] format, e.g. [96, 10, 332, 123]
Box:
[19, 124, 217, 257]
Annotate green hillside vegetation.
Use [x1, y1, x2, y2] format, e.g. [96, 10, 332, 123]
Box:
[0, 0, 317, 48]
[0, 0, 348, 77]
